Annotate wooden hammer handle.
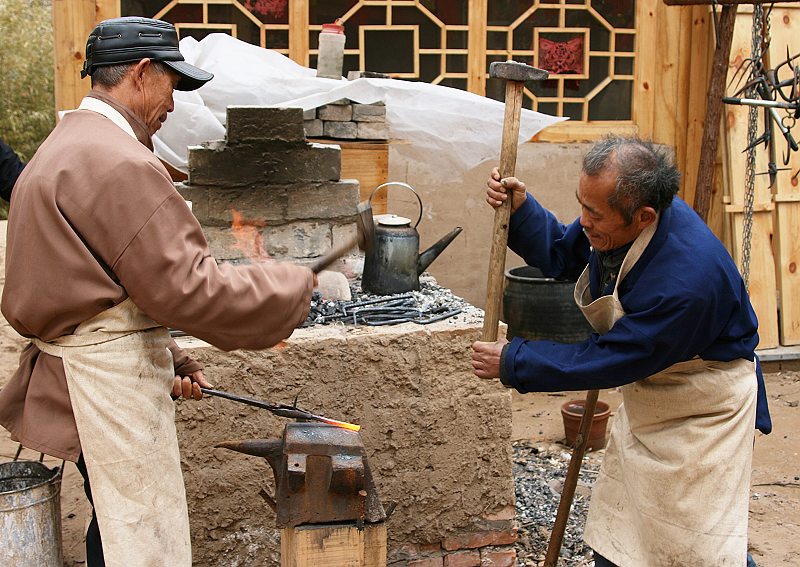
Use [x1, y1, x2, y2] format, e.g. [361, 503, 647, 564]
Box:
[482, 80, 525, 341]
[309, 236, 358, 274]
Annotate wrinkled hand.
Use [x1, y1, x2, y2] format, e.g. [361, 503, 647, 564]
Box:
[486, 167, 527, 214]
[172, 370, 212, 400]
[471, 339, 508, 380]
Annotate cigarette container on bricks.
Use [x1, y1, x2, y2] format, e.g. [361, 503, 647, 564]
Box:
[316, 19, 346, 79]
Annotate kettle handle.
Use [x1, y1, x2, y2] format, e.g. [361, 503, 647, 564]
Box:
[368, 182, 423, 228]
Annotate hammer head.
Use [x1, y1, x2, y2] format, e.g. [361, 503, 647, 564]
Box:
[489, 61, 548, 83]
[355, 201, 376, 255]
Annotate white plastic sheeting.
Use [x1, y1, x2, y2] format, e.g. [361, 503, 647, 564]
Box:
[154, 33, 565, 182]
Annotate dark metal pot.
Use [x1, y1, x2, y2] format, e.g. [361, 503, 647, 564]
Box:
[502, 266, 593, 343]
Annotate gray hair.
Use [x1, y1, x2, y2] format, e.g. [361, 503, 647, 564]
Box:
[90, 60, 170, 89]
[582, 136, 680, 224]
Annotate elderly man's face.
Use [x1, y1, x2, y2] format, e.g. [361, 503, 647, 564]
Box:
[139, 62, 179, 136]
[576, 169, 647, 252]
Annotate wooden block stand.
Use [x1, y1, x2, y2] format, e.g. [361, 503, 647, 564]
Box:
[281, 522, 387, 567]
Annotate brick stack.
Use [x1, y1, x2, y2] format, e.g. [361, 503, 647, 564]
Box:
[391, 507, 518, 566]
[303, 99, 388, 141]
[176, 106, 359, 265]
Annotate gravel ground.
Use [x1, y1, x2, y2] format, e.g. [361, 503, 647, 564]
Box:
[513, 441, 604, 567]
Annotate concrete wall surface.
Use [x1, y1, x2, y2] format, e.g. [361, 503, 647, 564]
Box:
[173, 318, 514, 566]
[387, 142, 592, 309]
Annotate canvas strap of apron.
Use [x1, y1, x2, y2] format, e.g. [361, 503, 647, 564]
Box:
[33, 298, 191, 567]
[573, 219, 757, 566]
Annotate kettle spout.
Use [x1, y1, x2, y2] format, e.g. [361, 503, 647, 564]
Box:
[417, 227, 463, 275]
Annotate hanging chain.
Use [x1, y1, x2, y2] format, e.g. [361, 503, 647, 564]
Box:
[741, 4, 765, 288]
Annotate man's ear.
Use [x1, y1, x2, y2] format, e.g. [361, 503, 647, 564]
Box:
[636, 206, 657, 229]
[132, 58, 152, 87]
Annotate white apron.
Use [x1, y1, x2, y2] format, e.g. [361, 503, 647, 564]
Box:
[575, 220, 757, 566]
[33, 298, 191, 567]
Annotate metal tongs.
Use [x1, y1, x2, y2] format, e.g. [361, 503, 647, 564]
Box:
[200, 387, 361, 431]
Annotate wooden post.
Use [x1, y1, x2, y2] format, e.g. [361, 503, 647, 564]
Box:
[52, 0, 120, 113]
[281, 523, 387, 567]
[467, 0, 488, 96]
[289, 0, 310, 67]
[692, 5, 738, 222]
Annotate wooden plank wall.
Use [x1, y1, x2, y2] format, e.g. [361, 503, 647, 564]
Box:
[767, 6, 800, 345]
[723, 8, 780, 349]
[637, 2, 727, 235]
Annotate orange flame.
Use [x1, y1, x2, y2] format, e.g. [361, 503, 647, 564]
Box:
[231, 208, 270, 261]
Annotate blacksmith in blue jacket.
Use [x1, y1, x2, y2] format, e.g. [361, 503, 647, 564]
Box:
[471, 136, 770, 567]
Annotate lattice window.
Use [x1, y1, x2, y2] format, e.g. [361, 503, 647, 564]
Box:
[124, 0, 636, 123]
[486, 0, 636, 122]
[124, 0, 291, 53]
[311, 1, 470, 90]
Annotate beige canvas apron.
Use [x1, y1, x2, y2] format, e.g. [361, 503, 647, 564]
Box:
[574, 219, 757, 566]
[33, 298, 191, 567]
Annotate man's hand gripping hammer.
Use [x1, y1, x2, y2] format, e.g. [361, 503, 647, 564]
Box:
[482, 61, 548, 342]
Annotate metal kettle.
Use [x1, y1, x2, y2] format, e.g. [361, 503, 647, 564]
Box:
[362, 182, 462, 295]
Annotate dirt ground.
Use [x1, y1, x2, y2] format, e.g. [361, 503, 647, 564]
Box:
[1, 312, 798, 565]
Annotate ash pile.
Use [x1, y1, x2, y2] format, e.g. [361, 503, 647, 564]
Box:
[513, 441, 602, 566]
[304, 274, 482, 327]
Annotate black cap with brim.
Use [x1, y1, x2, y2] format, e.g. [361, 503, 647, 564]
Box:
[82, 16, 213, 91]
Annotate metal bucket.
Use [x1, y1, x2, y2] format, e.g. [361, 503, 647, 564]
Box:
[0, 460, 63, 566]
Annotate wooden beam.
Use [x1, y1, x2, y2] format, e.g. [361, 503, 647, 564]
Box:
[681, 5, 714, 208]
[53, 0, 95, 113]
[467, 0, 488, 95]
[634, 0, 659, 138]
[289, 0, 309, 67]
[692, 4, 737, 222]
[52, 1, 120, 114]
[96, 0, 120, 23]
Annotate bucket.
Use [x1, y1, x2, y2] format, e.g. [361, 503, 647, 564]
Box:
[503, 266, 593, 343]
[560, 400, 611, 451]
[0, 460, 63, 566]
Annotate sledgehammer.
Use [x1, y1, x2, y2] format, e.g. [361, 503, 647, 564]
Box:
[481, 61, 548, 342]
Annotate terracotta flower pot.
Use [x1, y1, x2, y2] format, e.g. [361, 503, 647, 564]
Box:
[560, 399, 611, 451]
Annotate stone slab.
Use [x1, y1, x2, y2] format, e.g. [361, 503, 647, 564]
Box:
[188, 142, 341, 186]
[352, 103, 387, 122]
[323, 121, 358, 139]
[303, 118, 323, 138]
[357, 122, 389, 140]
[286, 180, 359, 220]
[226, 106, 305, 144]
[318, 104, 353, 122]
[264, 221, 332, 258]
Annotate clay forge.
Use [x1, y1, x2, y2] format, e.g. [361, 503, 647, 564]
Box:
[172, 106, 516, 566]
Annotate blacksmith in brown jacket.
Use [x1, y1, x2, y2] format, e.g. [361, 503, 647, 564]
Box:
[0, 17, 315, 567]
